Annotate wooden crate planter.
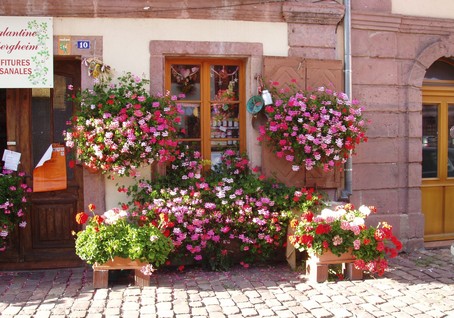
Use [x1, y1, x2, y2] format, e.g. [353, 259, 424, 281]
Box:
[92, 257, 150, 288]
[305, 249, 363, 283]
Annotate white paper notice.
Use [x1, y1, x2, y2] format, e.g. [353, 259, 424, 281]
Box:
[35, 145, 53, 169]
[2, 149, 22, 171]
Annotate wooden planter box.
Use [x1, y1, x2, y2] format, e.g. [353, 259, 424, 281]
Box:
[305, 249, 363, 283]
[92, 257, 150, 288]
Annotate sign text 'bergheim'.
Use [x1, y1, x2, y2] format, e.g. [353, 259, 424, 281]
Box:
[0, 17, 53, 88]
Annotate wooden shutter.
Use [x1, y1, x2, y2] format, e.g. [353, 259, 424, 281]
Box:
[261, 57, 344, 195]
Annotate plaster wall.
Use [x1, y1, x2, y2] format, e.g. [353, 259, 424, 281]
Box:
[392, 0, 454, 19]
[54, 17, 288, 76]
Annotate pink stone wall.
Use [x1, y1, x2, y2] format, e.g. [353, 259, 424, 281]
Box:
[282, 0, 454, 250]
[346, 2, 454, 249]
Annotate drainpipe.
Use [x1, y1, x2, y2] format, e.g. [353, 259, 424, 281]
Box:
[340, 0, 353, 202]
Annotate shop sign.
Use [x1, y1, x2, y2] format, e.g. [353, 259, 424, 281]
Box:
[0, 17, 53, 88]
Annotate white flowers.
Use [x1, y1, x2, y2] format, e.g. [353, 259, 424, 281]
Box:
[358, 205, 371, 216]
[102, 208, 129, 225]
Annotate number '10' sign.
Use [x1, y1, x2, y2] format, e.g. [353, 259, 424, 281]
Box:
[77, 41, 90, 49]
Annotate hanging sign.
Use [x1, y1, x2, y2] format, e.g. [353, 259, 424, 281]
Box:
[0, 16, 53, 88]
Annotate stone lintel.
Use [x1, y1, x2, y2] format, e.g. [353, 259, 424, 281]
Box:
[282, 1, 344, 25]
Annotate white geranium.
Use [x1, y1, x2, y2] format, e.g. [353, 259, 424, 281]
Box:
[358, 205, 371, 216]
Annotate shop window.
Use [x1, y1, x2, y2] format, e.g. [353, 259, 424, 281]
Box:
[165, 58, 245, 167]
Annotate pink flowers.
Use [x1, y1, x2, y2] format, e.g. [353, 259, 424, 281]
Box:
[123, 148, 319, 270]
[258, 83, 367, 171]
[0, 169, 31, 252]
[65, 73, 183, 177]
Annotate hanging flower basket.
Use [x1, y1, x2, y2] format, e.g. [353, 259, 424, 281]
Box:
[258, 83, 368, 172]
[64, 72, 183, 177]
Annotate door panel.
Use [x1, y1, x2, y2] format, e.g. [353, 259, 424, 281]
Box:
[421, 89, 454, 241]
[444, 186, 454, 233]
[32, 194, 79, 249]
[421, 186, 444, 235]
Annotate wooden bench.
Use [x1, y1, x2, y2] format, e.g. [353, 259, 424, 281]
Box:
[92, 257, 151, 288]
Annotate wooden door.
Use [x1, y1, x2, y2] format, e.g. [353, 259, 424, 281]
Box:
[0, 57, 84, 269]
[421, 86, 454, 241]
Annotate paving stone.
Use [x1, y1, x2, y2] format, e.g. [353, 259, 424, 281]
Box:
[2, 306, 22, 315]
[329, 307, 352, 318]
[276, 309, 296, 318]
[0, 248, 453, 318]
[240, 307, 259, 317]
[191, 307, 208, 316]
[222, 305, 241, 315]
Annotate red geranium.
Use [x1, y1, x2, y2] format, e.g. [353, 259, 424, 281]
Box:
[75, 212, 89, 225]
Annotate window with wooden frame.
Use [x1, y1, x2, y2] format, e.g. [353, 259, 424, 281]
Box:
[165, 58, 246, 167]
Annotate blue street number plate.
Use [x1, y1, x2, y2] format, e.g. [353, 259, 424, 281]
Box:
[77, 41, 90, 49]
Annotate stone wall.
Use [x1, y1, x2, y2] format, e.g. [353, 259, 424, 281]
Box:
[348, 1, 454, 250]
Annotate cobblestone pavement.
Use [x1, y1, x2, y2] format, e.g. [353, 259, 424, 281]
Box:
[0, 247, 453, 318]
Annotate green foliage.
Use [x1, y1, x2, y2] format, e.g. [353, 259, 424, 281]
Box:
[74, 212, 173, 266]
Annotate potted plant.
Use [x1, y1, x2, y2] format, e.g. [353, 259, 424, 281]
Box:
[64, 72, 183, 177]
[0, 168, 32, 252]
[288, 203, 402, 279]
[73, 204, 173, 282]
[258, 82, 368, 172]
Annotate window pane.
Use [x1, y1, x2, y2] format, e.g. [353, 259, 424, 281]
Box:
[178, 103, 201, 139]
[425, 59, 454, 81]
[210, 65, 239, 100]
[211, 102, 239, 123]
[32, 88, 51, 168]
[448, 105, 454, 178]
[211, 141, 239, 168]
[422, 105, 438, 178]
[53, 75, 73, 144]
[54, 75, 75, 180]
[170, 64, 200, 100]
[210, 64, 241, 165]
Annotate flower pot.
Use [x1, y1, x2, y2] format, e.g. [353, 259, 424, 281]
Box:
[305, 249, 363, 283]
[92, 257, 150, 288]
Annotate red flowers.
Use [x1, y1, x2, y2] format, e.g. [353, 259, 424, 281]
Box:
[315, 224, 331, 235]
[302, 211, 314, 222]
[291, 204, 403, 277]
[93, 215, 104, 225]
[75, 212, 89, 225]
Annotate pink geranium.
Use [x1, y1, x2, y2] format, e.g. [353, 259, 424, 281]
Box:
[65, 73, 183, 177]
[258, 82, 368, 171]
